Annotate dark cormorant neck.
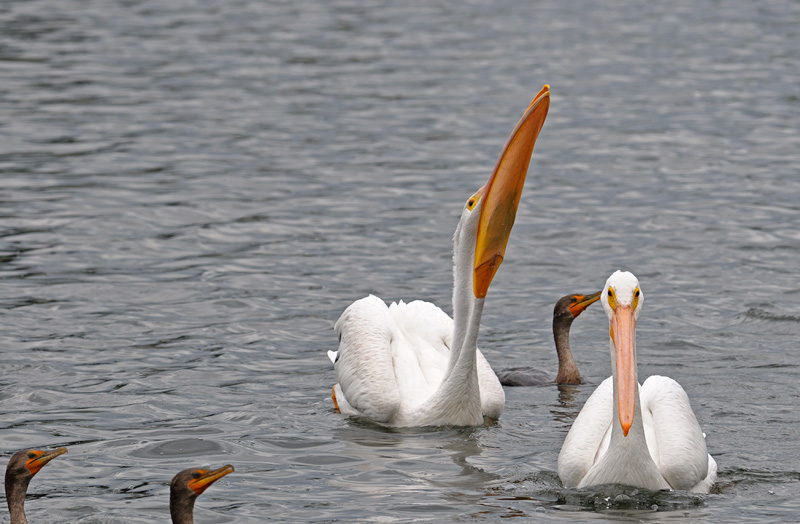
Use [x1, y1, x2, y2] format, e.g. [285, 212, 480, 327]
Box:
[553, 315, 580, 384]
[170, 490, 196, 524]
[5, 473, 32, 524]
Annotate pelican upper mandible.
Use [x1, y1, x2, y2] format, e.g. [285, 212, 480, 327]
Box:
[557, 271, 717, 492]
[327, 85, 550, 427]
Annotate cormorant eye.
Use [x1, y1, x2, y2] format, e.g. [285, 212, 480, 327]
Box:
[27, 452, 36, 459]
[192, 472, 201, 479]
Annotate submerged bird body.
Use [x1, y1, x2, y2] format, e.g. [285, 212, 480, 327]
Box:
[557, 271, 717, 492]
[4, 447, 67, 524]
[329, 85, 551, 427]
[496, 292, 600, 386]
[170, 465, 234, 524]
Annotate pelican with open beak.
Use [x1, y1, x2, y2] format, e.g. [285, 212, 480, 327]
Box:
[328, 85, 550, 427]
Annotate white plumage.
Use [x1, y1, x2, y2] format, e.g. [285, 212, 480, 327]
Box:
[328, 86, 551, 427]
[557, 271, 717, 492]
[330, 296, 504, 426]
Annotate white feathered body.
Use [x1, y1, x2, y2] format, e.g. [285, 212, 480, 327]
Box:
[330, 295, 504, 427]
[558, 375, 717, 492]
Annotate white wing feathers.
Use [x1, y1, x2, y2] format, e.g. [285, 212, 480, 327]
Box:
[640, 375, 711, 491]
[387, 298, 452, 399]
[557, 377, 613, 488]
[333, 295, 402, 423]
[331, 295, 504, 425]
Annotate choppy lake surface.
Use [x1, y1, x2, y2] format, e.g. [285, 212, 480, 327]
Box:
[1, 0, 799, 522]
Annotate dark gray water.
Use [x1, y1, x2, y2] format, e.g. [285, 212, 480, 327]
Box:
[1, 0, 799, 522]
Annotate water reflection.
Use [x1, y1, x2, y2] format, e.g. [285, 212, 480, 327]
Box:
[544, 383, 586, 427]
[555, 384, 582, 411]
[329, 424, 500, 493]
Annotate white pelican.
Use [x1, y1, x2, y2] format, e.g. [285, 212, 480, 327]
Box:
[557, 271, 717, 492]
[496, 291, 601, 386]
[328, 85, 551, 427]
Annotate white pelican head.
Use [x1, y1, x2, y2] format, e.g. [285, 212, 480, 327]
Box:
[601, 270, 643, 436]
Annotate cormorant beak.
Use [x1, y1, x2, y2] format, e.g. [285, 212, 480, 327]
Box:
[25, 447, 67, 476]
[611, 305, 637, 436]
[187, 465, 235, 496]
[474, 84, 550, 299]
[568, 291, 602, 317]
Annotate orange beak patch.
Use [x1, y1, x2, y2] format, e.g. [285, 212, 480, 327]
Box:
[611, 305, 636, 436]
[25, 447, 67, 476]
[187, 465, 235, 496]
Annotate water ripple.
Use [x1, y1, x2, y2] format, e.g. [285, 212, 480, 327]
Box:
[1, 0, 799, 522]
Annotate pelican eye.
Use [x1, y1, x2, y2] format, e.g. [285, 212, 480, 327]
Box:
[606, 287, 617, 309]
[632, 286, 641, 308]
[466, 189, 482, 211]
